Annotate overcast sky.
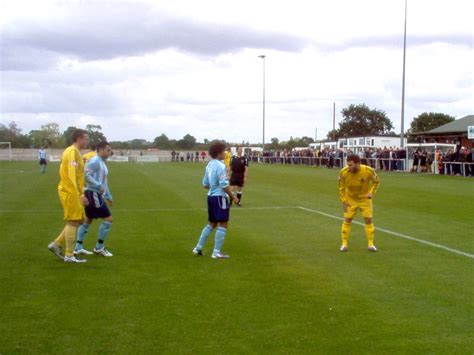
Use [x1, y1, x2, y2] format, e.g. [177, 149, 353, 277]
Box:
[1, 0, 472, 143]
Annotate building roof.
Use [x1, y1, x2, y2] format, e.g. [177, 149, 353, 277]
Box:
[419, 115, 474, 135]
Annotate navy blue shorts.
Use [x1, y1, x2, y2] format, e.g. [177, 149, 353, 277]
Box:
[207, 195, 230, 223]
[39, 159, 47, 165]
[84, 190, 111, 219]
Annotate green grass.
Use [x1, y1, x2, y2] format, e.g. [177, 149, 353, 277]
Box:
[0, 161, 473, 354]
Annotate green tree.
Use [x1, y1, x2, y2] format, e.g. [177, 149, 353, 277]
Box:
[0, 121, 31, 147]
[269, 137, 280, 150]
[177, 134, 197, 150]
[86, 124, 106, 147]
[408, 112, 455, 134]
[129, 139, 148, 150]
[62, 126, 79, 146]
[29, 122, 63, 147]
[326, 129, 338, 141]
[153, 134, 171, 149]
[334, 104, 394, 138]
[299, 136, 315, 146]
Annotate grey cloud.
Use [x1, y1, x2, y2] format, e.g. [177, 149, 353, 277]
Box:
[1, 3, 308, 70]
[2, 2, 471, 72]
[340, 33, 473, 50]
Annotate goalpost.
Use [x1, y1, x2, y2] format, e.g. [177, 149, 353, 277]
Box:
[0, 142, 12, 161]
[406, 143, 456, 174]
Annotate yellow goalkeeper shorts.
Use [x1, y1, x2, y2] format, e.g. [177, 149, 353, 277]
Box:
[58, 191, 84, 221]
[344, 199, 373, 219]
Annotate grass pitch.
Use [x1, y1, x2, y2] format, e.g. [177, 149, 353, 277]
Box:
[0, 161, 473, 354]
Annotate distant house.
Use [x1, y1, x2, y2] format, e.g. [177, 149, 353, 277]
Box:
[310, 136, 407, 152]
[411, 115, 474, 148]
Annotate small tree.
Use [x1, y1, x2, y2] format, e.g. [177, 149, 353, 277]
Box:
[29, 122, 63, 148]
[177, 134, 197, 150]
[408, 112, 455, 134]
[86, 124, 107, 147]
[154, 134, 170, 149]
[335, 104, 394, 138]
[0, 121, 31, 147]
[63, 126, 79, 146]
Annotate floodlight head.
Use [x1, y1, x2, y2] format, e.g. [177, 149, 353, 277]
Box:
[258, 55, 266, 59]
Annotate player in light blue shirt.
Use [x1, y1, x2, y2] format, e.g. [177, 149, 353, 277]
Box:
[37, 147, 47, 173]
[193, 142, 239, 259]
[75, 141, 114, 257]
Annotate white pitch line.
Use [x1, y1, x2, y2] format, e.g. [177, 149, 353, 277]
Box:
[298, 206, 474, 260]
[0, 204, 471, 259]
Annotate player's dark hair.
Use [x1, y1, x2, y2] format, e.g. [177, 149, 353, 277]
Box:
[97, 141, 110, 151]
[347, 154, 360, 163]
[72, 129, 88, 142]
[209, 142, 226, 159]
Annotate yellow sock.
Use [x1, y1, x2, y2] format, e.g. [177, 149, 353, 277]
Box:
[64, 224, 78, 257]
[54, 226, 67, 246]
[341, 221, 351, 247]
[365, 223, 375, 247]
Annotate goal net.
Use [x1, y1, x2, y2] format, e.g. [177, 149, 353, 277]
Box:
[406, 143, 456, 174]
[0, 142, 12, 161]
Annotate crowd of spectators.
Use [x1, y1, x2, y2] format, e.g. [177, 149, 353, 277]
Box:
[435, 146, 473, 176]
[169, 145, 473, 177]
[250, 147, 408, 171]
[171, 151, 207, 162]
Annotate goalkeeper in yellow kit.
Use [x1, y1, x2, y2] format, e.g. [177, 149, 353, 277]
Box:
[48, 129, 90, 263]
[338, 154, 380, 252]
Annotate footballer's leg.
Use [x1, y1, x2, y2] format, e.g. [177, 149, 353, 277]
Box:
[194, 222, 216, 255]
[341, 204, 357, 252]
[64, 193, 87, 263]
[49, 225, 67, 259]
[236, 186, 243, 205]
[212, 221, 230, 259]
[75, 217, 94, 255]
[361, 200, 376, 251]
[50, 192, 86, 262]
[364, 217, 376, 252]
[63, 220, 87, 263]
[94, 216, 114, 257]
[211, 195, 230, 259]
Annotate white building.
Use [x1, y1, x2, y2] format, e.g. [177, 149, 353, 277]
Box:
[309, 141, 337, 150]
[338, 136, 407, 152]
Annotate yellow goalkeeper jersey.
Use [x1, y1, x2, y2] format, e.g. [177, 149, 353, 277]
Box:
[82, 150, 97, 164]
[338, 164, 380, 203]
[58, 145, 85, 196]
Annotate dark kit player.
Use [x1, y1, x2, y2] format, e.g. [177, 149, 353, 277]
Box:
[230, 146, 249, 206]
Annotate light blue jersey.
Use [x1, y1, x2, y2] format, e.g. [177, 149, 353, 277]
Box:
[85, 155, 112, 200]
[38, 149, 47, 160]
[202, 159, 229, 197]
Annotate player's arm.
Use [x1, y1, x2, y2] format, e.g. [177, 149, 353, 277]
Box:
[338, 172, 350, 211]
[219, 168, 239, 204]
[338, 172, 347, 203]
[202, 169, 210, 190]
[104, 181, 113, 205]
[368, 169, 380, 198]
[244, 157, 249, 180]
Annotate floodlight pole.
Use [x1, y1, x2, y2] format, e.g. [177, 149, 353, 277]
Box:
[400, 0, 408, 149]
[332, 102, 336, 141]
[258, 55, 266, 153]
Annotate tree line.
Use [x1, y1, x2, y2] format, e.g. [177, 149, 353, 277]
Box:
[0, 104, 455, 150]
